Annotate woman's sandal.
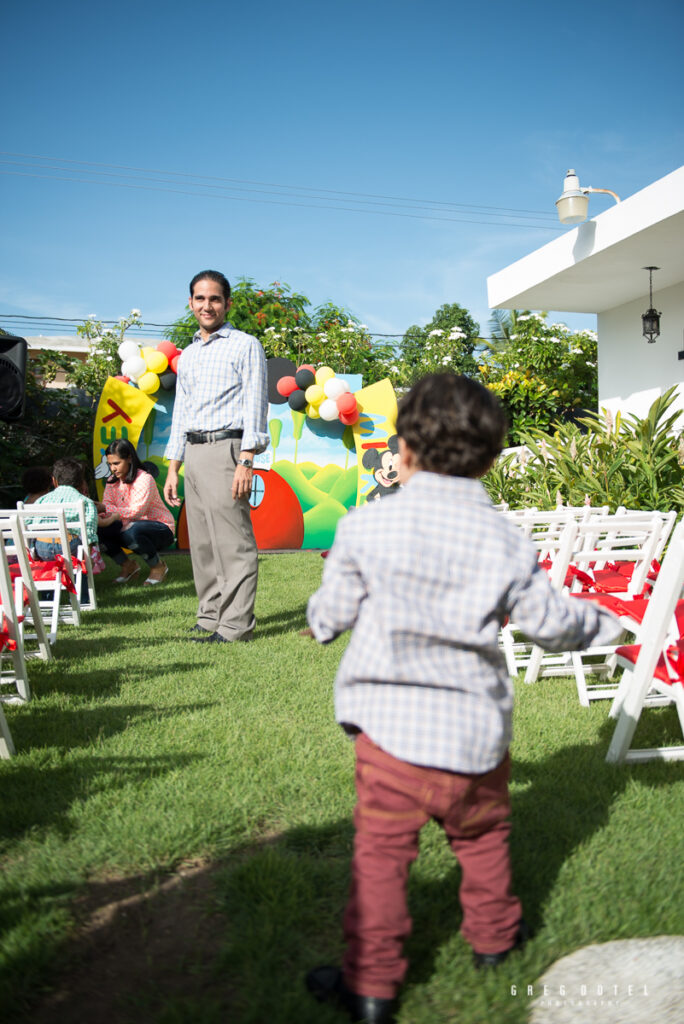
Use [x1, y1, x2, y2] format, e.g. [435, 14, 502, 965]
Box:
[115, 562, 140, 584]
[143, 562, 169, 586]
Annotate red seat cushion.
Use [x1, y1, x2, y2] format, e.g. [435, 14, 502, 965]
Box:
[616, 637, 684, 686]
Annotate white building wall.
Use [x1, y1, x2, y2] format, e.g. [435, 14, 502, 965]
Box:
[598, 280, 684, 424]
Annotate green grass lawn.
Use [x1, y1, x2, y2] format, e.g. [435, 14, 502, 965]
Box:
[1, 552, 683, 1023]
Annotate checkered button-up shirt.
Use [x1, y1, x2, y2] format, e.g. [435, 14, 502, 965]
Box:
[307, 472, 621, 773]
[165, 323, 269, 462]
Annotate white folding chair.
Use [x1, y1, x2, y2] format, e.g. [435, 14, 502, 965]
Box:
[606, 519, 684, 764]
[523, 513, 664, 704]
[17, 499, 97, 611]
[498, 506, 609, 677]
[0, 515, 52, 665]
[1, 507, 82, 642]
[0, 517, 31, 714]
[499, 519, 579, 677]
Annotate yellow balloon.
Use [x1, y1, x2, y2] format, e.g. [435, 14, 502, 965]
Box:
[145, 350, 168, 374]
[315, 366, 335, 386]
[306, 403, 320, 419]
[141, 346, 156, 361]
[138, 371, 160, 394]
[305, 384, 324, 405]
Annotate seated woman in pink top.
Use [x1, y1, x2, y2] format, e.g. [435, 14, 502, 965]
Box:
[97, 439, 175, 586]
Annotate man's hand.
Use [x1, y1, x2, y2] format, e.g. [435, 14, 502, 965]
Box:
[98, 512, 118, 527]
[164, 463, 183, 507]
[232, 464, 253, 501]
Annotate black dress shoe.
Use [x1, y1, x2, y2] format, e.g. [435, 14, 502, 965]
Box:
[188, 624, 212, 635]
[472, 919, 529, 970]
[306, 965, 397, 1024]
[189, 631, 231, 644]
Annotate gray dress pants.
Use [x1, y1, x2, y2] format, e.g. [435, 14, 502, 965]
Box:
[184, 437, 257, 640]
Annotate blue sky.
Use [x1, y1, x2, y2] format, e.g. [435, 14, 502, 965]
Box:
[1, 0, 682, 344]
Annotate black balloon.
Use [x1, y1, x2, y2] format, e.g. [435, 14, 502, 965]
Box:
[288, 388, 307, 410]
[159, 370, 177, 391]
[294, 368, 315, 390]
[267, 356, 297, 404]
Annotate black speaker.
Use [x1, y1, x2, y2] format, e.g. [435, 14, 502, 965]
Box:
[0, 334, 28, 421]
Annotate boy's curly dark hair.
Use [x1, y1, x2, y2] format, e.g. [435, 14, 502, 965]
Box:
[396, 373, 508, 478]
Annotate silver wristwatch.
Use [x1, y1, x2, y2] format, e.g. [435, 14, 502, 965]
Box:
[237, 458, 253, 468]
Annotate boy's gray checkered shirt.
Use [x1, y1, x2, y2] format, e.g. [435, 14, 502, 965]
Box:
[307, 473, 620, 774]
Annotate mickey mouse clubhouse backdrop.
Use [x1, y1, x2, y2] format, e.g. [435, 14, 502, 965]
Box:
[92, 356, 400, 551]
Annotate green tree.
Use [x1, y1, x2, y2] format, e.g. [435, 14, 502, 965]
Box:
[400, 303, 480, 383]
[167, 278, 403, 385]
[168, 279, 311, 350]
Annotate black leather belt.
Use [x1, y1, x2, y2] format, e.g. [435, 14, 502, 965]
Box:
[186, 428, 243, 444]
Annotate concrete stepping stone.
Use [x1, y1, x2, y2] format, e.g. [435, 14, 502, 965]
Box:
[529, 936, 684, 1024]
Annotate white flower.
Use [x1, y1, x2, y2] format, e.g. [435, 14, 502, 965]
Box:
[358, 324, 368, 331]
[428, 329, 443, 337]
[441, 356, 450, 365]
[105, 355, 114, 361]
[130, 308, 141, 317]
[87, 313, 97, 320]
[571, 347, 583, 354]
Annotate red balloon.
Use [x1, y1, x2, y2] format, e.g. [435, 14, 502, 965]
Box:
[297, 363, 315, 375]
[114, 375, 130, 383]
[157, 340, 179, 360]
[336, 393, 357, 415]
[276, 375, 298, 397]
[339, 409, 359, 426]
[171, 354, 181, 373]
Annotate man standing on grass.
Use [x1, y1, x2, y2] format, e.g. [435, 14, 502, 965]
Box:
[163, 270, 269, 644]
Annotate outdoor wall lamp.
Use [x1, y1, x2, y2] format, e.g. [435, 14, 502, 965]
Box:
[641, 266, 661, 344]
[555, 168, 621, 225]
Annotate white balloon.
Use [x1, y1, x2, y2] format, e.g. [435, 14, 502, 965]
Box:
[323, 377, 348, 400]
[121, 356, 147, 381]
[319, 398, 339, 421]
[118, 340, 141, 361]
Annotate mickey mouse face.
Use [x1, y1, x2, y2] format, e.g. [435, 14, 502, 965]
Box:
[376, 447, 401, 487]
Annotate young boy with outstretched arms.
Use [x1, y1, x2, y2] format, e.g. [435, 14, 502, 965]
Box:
[305, 373, 620, 1024]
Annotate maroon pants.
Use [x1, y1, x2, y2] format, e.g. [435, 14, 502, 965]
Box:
[342, 733, 522, 999]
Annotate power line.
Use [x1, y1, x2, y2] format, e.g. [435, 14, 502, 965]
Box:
[0, 155, 563, 231]
[0, 150, 559, 219]
[0, 168, 563, 231]
[0, 314, 404, 339]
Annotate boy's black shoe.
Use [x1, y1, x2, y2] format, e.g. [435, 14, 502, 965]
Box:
[472, 919, 529, 970]
[306, 965, 397, 1024]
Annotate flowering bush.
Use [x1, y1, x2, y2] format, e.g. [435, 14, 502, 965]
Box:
[65, 310, 143, 399]
[479, 312, 598, 443]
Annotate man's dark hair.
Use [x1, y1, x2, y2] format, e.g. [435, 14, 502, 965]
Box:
[21, 466, 52, 495]
[189, 270, 231, 302]
[396, 373, 508, 478]
[51, 457, 86, 490]
[105, 438, 143, 485]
